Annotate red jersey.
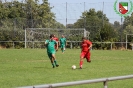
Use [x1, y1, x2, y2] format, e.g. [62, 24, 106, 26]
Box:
[81, 40, 92, 52]
[53, 37, 59, 49]
[53, 37, 58, 42]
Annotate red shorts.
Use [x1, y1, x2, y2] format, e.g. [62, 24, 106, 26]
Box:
[80, 51, 91, 61]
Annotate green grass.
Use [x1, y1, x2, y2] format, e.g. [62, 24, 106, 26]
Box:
[0, 49, 133, 88]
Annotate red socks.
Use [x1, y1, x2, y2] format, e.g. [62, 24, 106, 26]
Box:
[80, 61, 83, 68]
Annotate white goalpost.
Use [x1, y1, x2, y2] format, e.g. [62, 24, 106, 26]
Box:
[24, 28, 89, 48]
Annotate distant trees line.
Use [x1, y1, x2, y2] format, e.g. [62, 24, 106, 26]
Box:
[0, 0, 133, 49]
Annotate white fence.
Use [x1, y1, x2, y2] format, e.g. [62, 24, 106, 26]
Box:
[18, 75, 133, 88]
[0, 41, 133, 50]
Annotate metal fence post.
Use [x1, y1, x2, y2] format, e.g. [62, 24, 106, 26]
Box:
[103, 81, 108, 88]
[25, 28, 27, 48]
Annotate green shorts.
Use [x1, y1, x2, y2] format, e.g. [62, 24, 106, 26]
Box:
[60, 44, 65, 49]
[47, 51, 55, 59]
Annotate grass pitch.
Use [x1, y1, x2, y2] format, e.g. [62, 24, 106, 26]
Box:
[0, 49, 133, 88]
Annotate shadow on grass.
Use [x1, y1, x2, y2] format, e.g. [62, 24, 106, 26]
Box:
[67, 67, 88, 70]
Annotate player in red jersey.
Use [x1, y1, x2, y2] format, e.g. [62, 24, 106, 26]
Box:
[79, 37, 92, 69]
[53, 35, 59, 51]
[53, 35, 58, 42]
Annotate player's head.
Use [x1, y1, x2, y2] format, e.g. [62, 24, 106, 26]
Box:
[50, 34, 54, 39]
[62, 35, 64, 38]
[53, 35, 56, 37]
[82, 37, 86, 42]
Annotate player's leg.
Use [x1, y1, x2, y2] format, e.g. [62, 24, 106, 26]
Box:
[62, 45, 65, 53]
[51, 52, 59, 67]
[64, 45, 66, 51]
[86, 51, 91, 62]
[79, 51, 86, 69]
[51, 58, 55, 68]
[48, 52, 55, 68]
[61, 45, 64, 53]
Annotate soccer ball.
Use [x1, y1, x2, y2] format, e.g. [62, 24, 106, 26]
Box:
[72, 65, 76, 69]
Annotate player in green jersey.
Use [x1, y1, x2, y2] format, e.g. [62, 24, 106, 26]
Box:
[45, 34, 59, 68]
[59, 35, 67, 53]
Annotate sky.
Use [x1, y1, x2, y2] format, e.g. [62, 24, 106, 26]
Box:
[47, 0, 132, 25]
[4, 0, 132, 25]
[48, 0, 116, 3]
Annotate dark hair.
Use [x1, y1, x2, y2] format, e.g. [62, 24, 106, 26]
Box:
[50, 34, 54, 38]
[82, 37, 86, 40]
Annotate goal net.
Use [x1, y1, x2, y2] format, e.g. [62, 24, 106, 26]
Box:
[25, 28, 90, 48]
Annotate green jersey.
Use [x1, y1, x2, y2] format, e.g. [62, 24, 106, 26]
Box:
[60, 38, 66, 45]
[45, 40, 57, 53]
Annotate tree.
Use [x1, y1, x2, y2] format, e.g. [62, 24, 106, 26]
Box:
[100, 23, 117, 42]
[66, 24, 74, 28]
[123, 12, 133, 42]
[114, 21, 120, 28]
[73, 8, 112, 42]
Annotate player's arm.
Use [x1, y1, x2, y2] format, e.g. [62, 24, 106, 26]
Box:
[65, 38, 67, 46]
[55, 41, 58, 51]
[65, 40, 67, 46]
[88, 42, 92, 50]
[45, 40, 49, 46]
[89, 43, 92, 49]
[66, 42, 67, 46]
[57, 38, 59, 46]
[59, 39, 61, 46]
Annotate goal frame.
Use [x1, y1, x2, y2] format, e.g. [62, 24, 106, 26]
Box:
[24, 28, 89, 48]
